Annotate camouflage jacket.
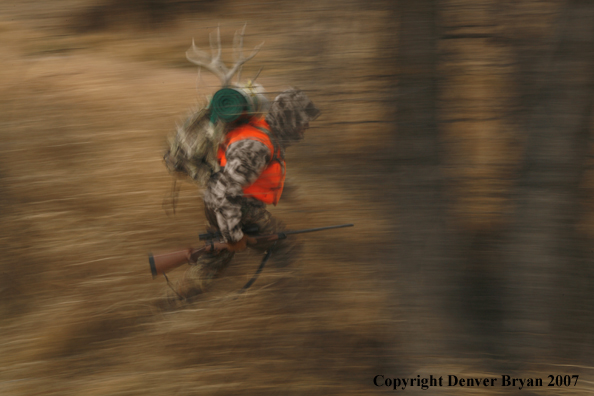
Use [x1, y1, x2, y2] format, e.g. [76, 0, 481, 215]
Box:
[203, 89, 320, 243]
[203, 136, 272, 242]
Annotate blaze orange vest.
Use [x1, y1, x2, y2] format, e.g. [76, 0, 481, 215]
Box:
[217, 117, 286, 206]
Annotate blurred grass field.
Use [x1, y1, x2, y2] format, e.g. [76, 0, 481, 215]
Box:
[1, 0, 593, 395]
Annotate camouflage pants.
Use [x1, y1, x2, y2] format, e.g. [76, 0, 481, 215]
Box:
[174, 199, 294, 299]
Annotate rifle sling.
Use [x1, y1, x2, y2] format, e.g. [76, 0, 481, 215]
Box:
[238, 241, 277, 293]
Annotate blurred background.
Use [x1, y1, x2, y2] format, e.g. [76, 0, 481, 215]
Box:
[1, 0, 594, 394]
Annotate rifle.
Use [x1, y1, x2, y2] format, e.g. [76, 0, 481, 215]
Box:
[198, 224, 260, 241]
[148, 223, 354, 279]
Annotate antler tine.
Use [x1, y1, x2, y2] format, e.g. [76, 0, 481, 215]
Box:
[233, 24, 248, 83]
[233, 24, 247, 61]
[209, 25, 224, 66]
[186, 38, 228, 86]
[227, 40, 264, 86]
[233, 24, 247, 83]
[186, 25, 262, 88]
[252, 67, 263, 83]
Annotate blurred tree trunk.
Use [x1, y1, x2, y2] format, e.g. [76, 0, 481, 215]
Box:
[392, 0, 594, 368]
[437, 0, 515, 359]
[393, 0, 455, 361]
[502, 0, 594, 362]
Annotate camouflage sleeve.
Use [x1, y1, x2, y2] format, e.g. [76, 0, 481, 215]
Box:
[204, 139, 271, 242]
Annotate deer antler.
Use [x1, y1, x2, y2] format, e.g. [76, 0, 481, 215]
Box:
[186, 25, 264, 88]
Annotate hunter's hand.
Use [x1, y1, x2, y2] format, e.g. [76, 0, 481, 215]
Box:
[226, 235, 257, 252]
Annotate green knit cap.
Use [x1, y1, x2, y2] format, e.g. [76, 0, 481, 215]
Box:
[209, 88, 253, 124]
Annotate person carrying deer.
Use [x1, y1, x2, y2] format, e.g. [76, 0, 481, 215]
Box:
[163, 26, 320, 301]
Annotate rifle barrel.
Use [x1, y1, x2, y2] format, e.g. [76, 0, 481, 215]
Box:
[200, 223, 353, 243]
[283, 223, 354, 235]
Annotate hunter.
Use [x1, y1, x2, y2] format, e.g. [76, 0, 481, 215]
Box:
[162, 27, 320, 301]
[172, 89, 320, 300]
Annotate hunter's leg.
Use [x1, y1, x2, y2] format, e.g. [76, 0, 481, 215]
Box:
[170, 205, 235, 300]
[174, 249, 235, 299]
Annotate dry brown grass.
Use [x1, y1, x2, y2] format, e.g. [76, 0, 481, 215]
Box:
[0, 2, 397, 395]
[1, 1, 593, 395]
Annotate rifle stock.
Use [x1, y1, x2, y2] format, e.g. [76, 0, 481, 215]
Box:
[149, 249, 192, 278]
[149, 241, 227, 278]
